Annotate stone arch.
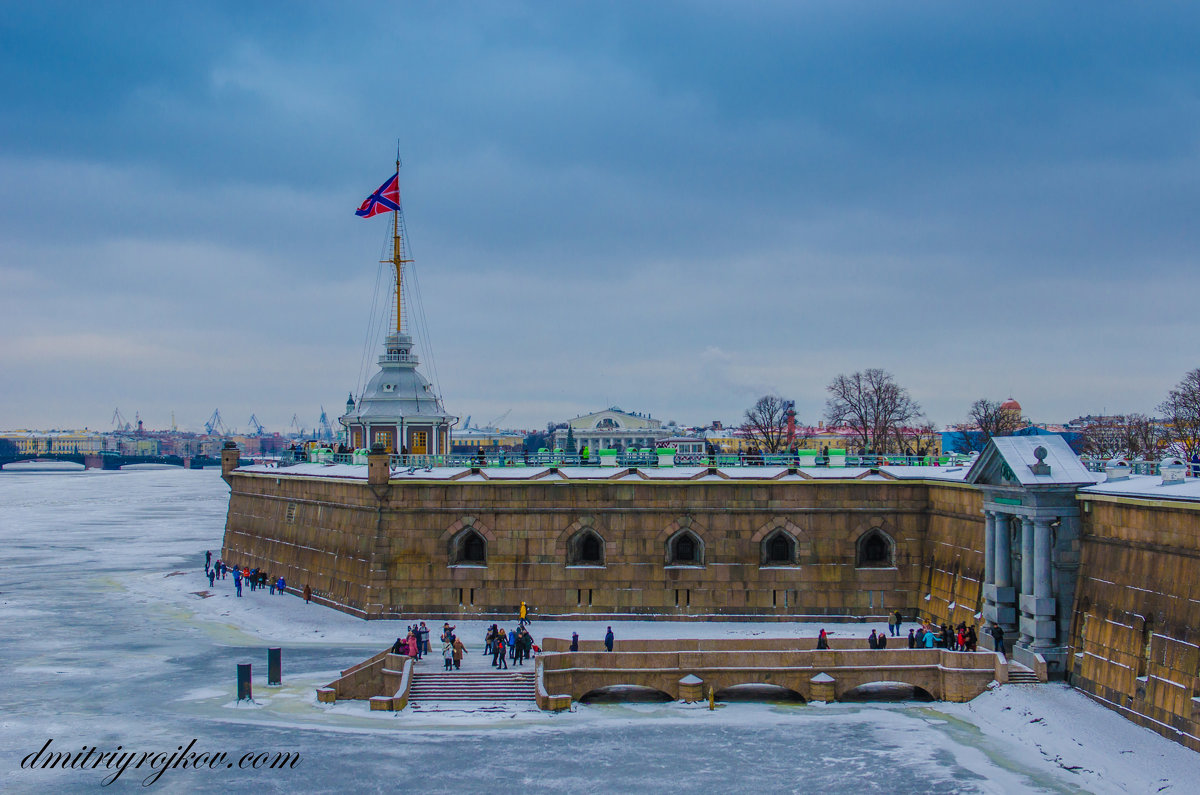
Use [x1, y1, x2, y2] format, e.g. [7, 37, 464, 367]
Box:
[753, 518, 812, 565]
[567, 527, 606, 566]
[714, 683, 805, 703]
[579, 685, 671, 704]
[440, 515, 496, 543]
[840, 681, 935, 702]
[443, 516, 493, 566]
[449, 528, 487, 565]
[761, 529, 797, 566]
[655, 515, 708, 545]
[554, 517, 610, 563]
[855, 527, 895, 567]
[666, 528, 704, 566]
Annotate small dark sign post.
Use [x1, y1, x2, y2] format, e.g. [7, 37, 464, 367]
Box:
[237, 662, 252, 701]
[267, 647, 282, 686]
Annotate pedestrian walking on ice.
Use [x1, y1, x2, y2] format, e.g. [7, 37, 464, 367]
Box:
[604, 626, 614, 652]
[303, 584, 312, 604]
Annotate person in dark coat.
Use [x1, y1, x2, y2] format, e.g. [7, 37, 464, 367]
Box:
[208, 568, 215, 588]
[570, 632, 579, 652]
[877, 631, 888, 649]
[893, 610, 903, 635]
[990, 624, 1006, 656]
[816, 629, 829, 650]
[907, 628, 916, 649]
[303, 584, 312, 604]
[966, 625, 978, 652]
[604, 627, 615, 652]
[868, 629, 879, 649]
[494, 632, 508, 669]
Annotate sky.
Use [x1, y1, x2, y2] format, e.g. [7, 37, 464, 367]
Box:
[2, 1, 1198, 434]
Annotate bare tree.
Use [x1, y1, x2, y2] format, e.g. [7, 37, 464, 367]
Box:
[739, 395, 792, 453]
[895, 421, 941, 457]
[957, 398, 1026, 452]
[824, 369, 923, 454]
[1157, 368, 1200, 458]
[1125, 414, 1166, 458]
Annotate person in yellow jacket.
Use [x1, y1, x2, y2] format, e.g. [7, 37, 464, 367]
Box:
[518, 601, 529, 626]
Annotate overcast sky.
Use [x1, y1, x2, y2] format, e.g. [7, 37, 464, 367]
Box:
[2, 2, 1198, 434]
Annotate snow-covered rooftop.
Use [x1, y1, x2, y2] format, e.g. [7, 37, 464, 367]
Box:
[236, 463, 973, 484]
[1081, 473, 1200, 503]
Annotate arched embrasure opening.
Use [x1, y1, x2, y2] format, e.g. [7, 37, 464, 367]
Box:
[450, 528, 487, 565]
[714, 683, 805, 703]
[667, 530, 704, 565]
[840, 682, 934, 702]
[568, 529, 605, 566]
[856, 528, 894, 567]
[579, 685, 672, 704]
[761, 529, 797, 566]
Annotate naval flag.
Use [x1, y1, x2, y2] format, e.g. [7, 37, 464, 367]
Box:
[355, 172, 401, 217]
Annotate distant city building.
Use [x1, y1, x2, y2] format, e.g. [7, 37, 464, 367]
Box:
[0, 430, 106, 455]
[450, 426, 525, 452]
[552, 407, 670, 452]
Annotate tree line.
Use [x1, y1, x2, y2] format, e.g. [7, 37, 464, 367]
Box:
[740, 366, 1200, 459]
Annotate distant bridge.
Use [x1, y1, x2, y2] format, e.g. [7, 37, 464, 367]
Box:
[534, 638, 1009, 709]
[0, 453, 225, 471]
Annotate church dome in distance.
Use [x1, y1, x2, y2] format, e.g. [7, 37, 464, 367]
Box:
[1000, 398, 1022, 412]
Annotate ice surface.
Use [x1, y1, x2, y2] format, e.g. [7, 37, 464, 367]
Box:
[0, 468, 1196, 793]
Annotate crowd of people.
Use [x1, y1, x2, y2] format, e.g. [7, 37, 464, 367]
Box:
[203, 550, 311, 603]
[815, 617, 984, 652]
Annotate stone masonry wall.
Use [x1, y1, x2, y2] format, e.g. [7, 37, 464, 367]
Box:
[1070, 494, 1200, 752]
[223, 472, 944, 620]
[919, 484, 986, 630]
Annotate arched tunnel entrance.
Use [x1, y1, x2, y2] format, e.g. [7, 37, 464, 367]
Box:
[839, 681, 935, 703]
[579, 685, 673, 704]
[714, 684, 806, 703]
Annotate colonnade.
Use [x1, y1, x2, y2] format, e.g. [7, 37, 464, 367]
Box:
[982, 509, 1059, 652]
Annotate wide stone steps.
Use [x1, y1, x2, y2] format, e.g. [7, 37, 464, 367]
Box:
[409, 671, 536, 702]
[1008, 663, 1041, 684]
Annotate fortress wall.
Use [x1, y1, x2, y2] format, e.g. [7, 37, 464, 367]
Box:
[919, 484, 986, 629]
[1070, 495, 1200, 752]
[221, 473, 935, 620]
[377, 479, 929, 619]
[221, 475, 380, 615]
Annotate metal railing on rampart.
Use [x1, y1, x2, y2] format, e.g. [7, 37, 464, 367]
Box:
[274, 449, 982, 470]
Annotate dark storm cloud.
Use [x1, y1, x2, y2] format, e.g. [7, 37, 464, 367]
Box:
[1, 1, 1198, 431]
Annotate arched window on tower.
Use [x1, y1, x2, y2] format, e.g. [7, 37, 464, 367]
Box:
[568, 529, 605, 566]
[451, 528, 487, 565]
[761, 529, 797, 566]
[856, 528, 894, 567]
[667, 530, 703, 566]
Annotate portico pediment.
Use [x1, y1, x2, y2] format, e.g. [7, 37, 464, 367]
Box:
[966, 436, 1097, 489]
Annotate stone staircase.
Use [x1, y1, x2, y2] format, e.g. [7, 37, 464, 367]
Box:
[1007, 663, 1041, 684]
[408, 670, 536, 705]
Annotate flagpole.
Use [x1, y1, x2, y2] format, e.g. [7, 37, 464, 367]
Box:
[393, 157, 403, 335]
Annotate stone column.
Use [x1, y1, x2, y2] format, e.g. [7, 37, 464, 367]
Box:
[985, 513, 1017, 636]
[983, 511, 997, 588]
[983, 510, 997, 618]
[1029, 518, 1057, 650]
[1018, 517, 1035, 647]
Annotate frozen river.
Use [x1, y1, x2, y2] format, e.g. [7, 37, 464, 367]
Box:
[1, 468, 1195, 793]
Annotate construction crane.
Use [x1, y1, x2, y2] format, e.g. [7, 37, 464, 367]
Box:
[289, 414, 305, 438]
[485, 409, 512, 429]
[204, 409, 230, 437]
[462, 415, 472, 431]
[111, 407, 131, 432]
[318, 406, 334, 440]
[247, 414, 266, 436]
